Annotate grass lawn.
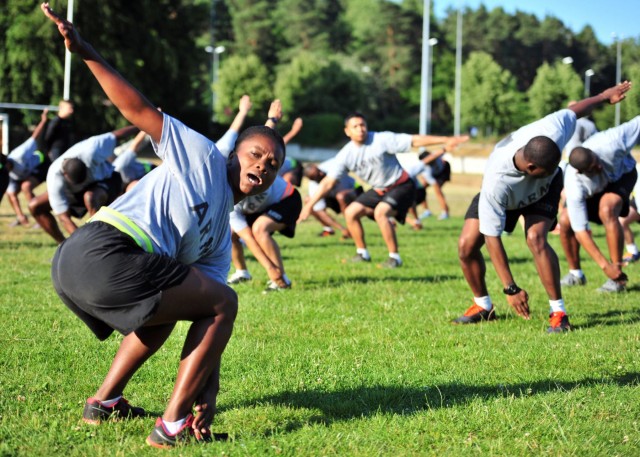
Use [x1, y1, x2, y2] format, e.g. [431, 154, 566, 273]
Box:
[1, 176, 639, 456]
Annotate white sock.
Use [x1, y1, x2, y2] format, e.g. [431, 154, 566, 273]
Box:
[389, 252, 402, 262]
[98, 395, 122, 408]
[162, 416, 187, 435]
[323, 226, 334, 232]
[569, 269, 584, 279]
[549, 298, 566, 314]
[626, 244, 638, 255]
[473, 295, 493, 311]
[357, 248, 370, 260]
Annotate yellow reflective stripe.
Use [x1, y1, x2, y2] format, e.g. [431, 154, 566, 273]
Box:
[89, 207, 154, 253]
[35, 150, 45, 164]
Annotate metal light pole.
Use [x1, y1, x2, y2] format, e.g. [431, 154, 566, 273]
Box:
[63, 0, 75, 100]
[584, 69, 594, 97]
[613, 33, 622, 126]
[453, 8, 462, 136]
[426, 38, 438, 134]
[205, 45, 225, 121]
[419, 0, 431, 135]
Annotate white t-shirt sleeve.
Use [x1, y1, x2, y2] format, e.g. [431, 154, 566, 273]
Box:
[478, 188, 508, 236]
[229, 206, 249, 233]
[47, 161, 69, 215]
[377, 132, 413, 154]
[215, 129, 238, 157]
[308, 180, 327, 211]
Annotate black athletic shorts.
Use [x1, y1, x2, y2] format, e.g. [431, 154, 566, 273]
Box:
[51, 221, 190, 340]
[245, 188, 302, 238]
[435, 161, 451, 185]
[465, 169, 563, 233]
[584, 167, 637, 224]
[324, 185, 364, 214]
[64, 173, 123, 218]
[414, 187, 427, 205]
[356, 178, 416, 224]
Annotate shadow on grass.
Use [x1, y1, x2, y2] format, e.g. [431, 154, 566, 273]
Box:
[575, 306, 640, 329]
[302, 274, 460, 287]
[231, 373, 640, 435]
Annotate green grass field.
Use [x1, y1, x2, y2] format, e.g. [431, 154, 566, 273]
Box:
[1, 179, 639, 456]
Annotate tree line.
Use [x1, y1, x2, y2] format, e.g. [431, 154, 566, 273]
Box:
[1, 0, 639, 146]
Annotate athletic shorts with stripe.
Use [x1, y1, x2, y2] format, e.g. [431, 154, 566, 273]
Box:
[51, 221, 189, 340]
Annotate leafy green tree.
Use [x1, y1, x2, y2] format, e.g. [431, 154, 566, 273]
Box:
[214, 54, 273, 125]
[273, 51, 365, 119]
[454, 52, 527, 136]
[527, 61, 583, 119]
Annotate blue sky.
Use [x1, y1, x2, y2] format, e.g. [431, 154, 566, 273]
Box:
[433, 0, 639, 45]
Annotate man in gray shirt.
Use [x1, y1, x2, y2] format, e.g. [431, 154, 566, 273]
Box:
[299, 112, 467, 268]
[559, 116, 639, 292]
[453, 82, 631, 332]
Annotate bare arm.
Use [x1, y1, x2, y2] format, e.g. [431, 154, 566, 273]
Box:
[411, 134, 469, 149]
[575, 230, 624, 280]
[227, 95, 252, 133]
[42, 3, 163, 142]
[235, 227, 283, 282]
[569, 81, 632, 119]
[129, 130, 149, 154]
[31, 109, 49, 140]
[298, 176, 338, 222]
[57, 211, 79, 235]
[282, 118, 303, 145]
[484, 235, 531, 319]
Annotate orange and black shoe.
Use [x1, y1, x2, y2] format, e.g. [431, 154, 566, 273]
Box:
[547, 311, 572, 333]
[452, 304, 496, 324]
[82, 397, 146, 425]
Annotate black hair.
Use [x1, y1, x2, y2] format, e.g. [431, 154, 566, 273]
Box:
[62, 158, 87, 184]
[233, 125, 286, 169]
[523, 136, 561, 171]
[418, 151, 431, 161]
[568, 146, 595, 172]
[344, 112, 366, 126]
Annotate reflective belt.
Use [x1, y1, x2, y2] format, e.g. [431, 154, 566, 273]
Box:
[89, 207, 154, 253]
[35, 150, 45, 164]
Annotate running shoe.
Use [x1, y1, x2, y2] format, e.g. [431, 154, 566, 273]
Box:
[146, 414, 207, 449]
[597, 278, 626, 293]
[263, 279, 291, 293]
[560, 273, 586, 287]
[623, 252, 640, 264]
[452, 304, 496, 324]
[318, 229, 335, 237]
[82, 397, 146, 425]
[547, 311, 572, 333]
[344, 253, 371, 263]
[438, 212, 449, 220]
[419, 210, 432, 219]
[378, 257, 402, 268]
[227, 270, 252, 285]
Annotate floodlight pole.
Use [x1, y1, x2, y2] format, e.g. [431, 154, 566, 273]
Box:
[63, 0, 74, 100]
[419, 0, 431, 135]
[453, 8, 462, 136]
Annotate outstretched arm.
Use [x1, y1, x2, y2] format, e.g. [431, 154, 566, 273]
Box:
[411, 134, 469, 149]
[569, 81, 632, 119]
[41, 3, 163, 142]
[282, 117, 303, 145]
[227, 95, 252, 133]
[31, 109, 49, 140]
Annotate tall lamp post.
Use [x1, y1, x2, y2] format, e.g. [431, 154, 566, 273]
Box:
[426, 38, 438, 134]
[612, 33, 622, 126]
[205, 45, 225, 121]
[419, 0, 431, 135]
[584, 69, 594, 97]
[453, 8, 462, 137]
[63, 0, 75, 100]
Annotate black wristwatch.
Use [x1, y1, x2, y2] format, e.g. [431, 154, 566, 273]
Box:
[503, 283, 522, 295]
[268, 117, 279, 124]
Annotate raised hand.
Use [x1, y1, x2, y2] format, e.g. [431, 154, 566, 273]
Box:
[601, 81, 632, 104]
[41, 3, 89, 57]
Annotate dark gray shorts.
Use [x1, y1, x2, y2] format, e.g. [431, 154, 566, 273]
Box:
[584, 167, 637, 224]
[356, 179, 416, 224]
[51, 221, 189, 340]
